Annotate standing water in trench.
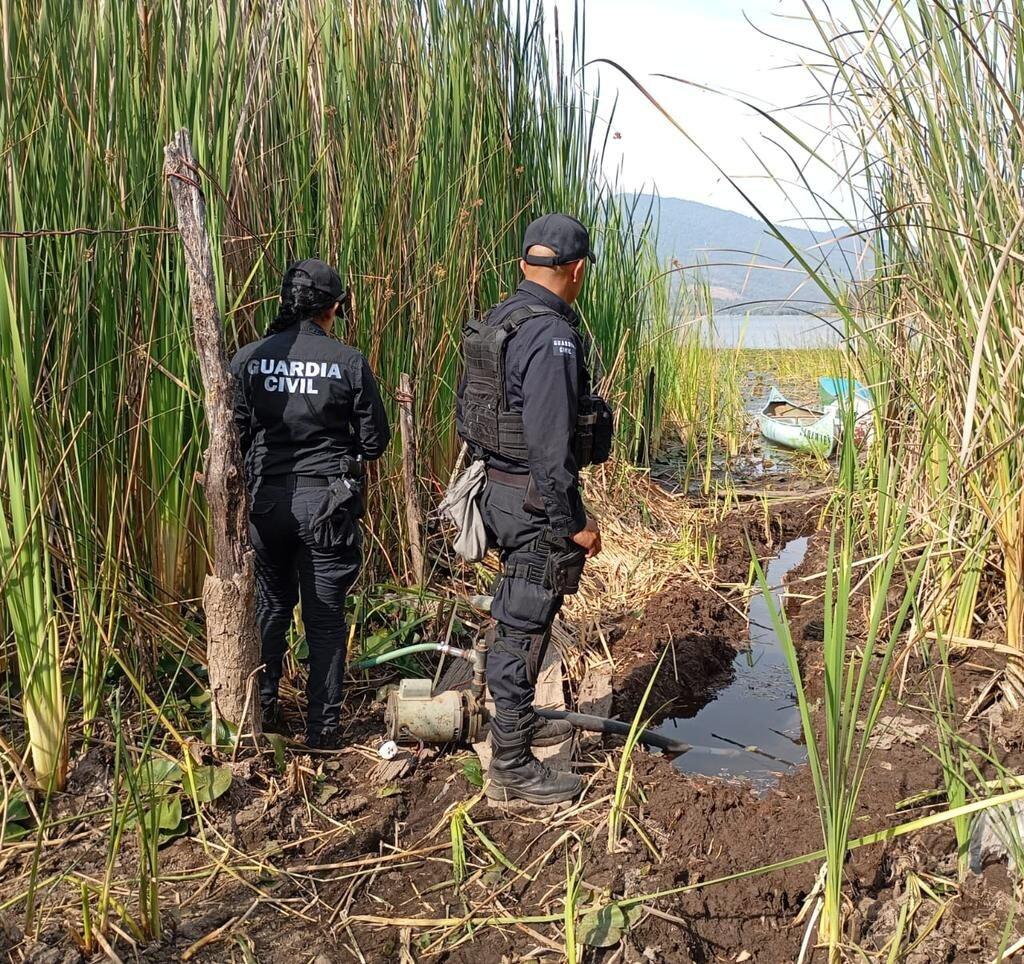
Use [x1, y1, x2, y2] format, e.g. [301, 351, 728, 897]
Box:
[657, 536, 810, 791]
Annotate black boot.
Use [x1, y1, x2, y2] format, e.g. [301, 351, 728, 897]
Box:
[261, 699, 287, 734]
[529, 711, 573, 747]
[305, 729, 344, 751]
[487, 714, 581, 805]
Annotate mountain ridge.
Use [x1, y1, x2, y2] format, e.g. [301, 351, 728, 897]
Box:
[624, 193, 867, 314]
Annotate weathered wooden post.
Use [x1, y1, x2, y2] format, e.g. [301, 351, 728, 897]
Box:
[398, 372, 425, 584]
[164, 128, 261, 740]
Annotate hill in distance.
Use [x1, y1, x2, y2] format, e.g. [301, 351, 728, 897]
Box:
[625, 193, 869, 314]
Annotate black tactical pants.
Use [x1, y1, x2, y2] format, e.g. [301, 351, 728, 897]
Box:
[249, 481, 361, 737]
[480, 478, 583, 726]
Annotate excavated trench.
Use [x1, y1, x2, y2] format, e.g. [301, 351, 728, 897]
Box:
[657, 535, 810, 790]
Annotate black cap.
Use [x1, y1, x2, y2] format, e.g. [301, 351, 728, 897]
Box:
[281, 258, 345, 307]
[522, 213, 596, 266]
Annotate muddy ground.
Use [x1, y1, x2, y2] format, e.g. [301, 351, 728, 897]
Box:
[4, 497, 1022, 963]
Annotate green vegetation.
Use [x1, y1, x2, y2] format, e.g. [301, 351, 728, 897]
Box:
[3, 0, 1024, 957]
[0, 0, 690, 789]
[606, 0, 1024, 954]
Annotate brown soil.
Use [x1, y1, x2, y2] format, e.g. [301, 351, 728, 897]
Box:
[5, 499, 1022, 963]
[610, 498, 821, 724]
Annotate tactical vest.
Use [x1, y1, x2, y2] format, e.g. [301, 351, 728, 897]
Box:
[459, 305, 613, 466]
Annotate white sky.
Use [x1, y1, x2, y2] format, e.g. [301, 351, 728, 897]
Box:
[567, 0, 856, 226]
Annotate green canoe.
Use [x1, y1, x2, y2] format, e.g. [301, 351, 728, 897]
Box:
[758, 387, 837, 457]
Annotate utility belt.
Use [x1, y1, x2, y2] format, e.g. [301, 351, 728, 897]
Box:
[485, 467, 529, 487]
[256, 456, 366, 550]
[259, 455, 365, 490]
[504, 527, 586, 597]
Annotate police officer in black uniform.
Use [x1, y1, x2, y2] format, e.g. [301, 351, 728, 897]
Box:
[457, 214, 610, 804]
[231, 259, 391, 749]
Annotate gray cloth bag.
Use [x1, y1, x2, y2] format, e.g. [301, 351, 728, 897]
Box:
[439, 459, 488, 562]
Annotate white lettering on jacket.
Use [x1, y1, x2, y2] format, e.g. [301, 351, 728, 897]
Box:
[247, 358, 343, 394]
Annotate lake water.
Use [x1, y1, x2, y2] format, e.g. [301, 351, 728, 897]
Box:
[707, 314, 845, 349]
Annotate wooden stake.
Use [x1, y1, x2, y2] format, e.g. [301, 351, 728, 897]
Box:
[164, 129, 261, 738]
[398, 372, 424, 585]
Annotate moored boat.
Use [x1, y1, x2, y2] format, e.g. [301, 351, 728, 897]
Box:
[818, 376, 871, 407]
[758, 387, 837, 456]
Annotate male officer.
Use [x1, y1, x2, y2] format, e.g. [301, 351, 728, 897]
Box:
[457, 214, 610, 804]
[231, 259, 391, 749]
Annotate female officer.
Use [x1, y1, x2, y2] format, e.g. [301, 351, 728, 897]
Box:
[231, 259, 391, 749]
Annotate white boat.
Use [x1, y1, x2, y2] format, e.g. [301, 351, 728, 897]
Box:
[758, 387, 837, 457]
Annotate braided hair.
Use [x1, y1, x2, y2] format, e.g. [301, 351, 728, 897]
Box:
[265, 259, 346, 336]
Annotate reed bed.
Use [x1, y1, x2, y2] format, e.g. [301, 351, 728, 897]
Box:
[0, 0, 699, 789]
[598, 0, 1024, 954]
[799, 0, 1024, 671]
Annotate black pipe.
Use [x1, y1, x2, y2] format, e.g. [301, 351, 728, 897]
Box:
[536, 708, 693, 754]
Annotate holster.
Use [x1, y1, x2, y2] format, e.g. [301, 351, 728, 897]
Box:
[309, 477, 362, 548]
[537, 529, 586, 596]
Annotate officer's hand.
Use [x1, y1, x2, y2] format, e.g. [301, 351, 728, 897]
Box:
[571, 518, 602, 559]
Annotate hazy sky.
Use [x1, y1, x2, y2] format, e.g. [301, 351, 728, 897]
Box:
[567, 0, 853, 225]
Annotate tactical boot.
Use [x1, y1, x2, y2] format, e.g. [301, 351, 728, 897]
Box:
[530, 712, 573, 747]
[487, 716, 581, 805]
[305, 729, 344, 751]
[261, 699, 287, 734]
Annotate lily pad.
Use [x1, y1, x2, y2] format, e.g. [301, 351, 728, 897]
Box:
[579, 904, 627, 948]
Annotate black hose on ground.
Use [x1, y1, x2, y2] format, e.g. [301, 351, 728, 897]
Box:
[535, 708, 693, 754]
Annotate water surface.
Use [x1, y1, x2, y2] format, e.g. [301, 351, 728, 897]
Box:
[658, 536, 810, 791]
[709, 315, 844, 349]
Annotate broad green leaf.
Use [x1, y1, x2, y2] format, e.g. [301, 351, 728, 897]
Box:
[1, 822, 30, 842]
[202, 719, 238, 750]
[137, 759, 182, 792]
[159, 820, 189, 846]
[461, 757, 484, 788]
[579, 904, 626, 948]
[156, 795, 182, 831]
[186, 765, 233, 803]
[4, 794, 30, 824]
[266, 733, 287, 771]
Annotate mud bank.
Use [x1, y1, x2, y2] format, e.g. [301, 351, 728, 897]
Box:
[6, 500, 1023, 963]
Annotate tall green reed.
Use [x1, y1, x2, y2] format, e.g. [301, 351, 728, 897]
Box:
[757, 432, 927, 959]
[0, 247, 66, 789]
[800, 0, 1024, 672]
[0, 0, 692, 765]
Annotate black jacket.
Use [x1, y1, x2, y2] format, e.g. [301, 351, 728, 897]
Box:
[230, 319, 391, 479]
[457, 280, 589, 536]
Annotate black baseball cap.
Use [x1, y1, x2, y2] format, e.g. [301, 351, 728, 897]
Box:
[282, 258, 346, 307]
[522, 213, 596, 266]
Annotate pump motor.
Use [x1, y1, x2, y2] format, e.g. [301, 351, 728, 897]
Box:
[385, 678, 485, 745]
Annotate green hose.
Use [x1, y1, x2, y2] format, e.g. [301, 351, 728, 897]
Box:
[352, 642, 470, 670]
